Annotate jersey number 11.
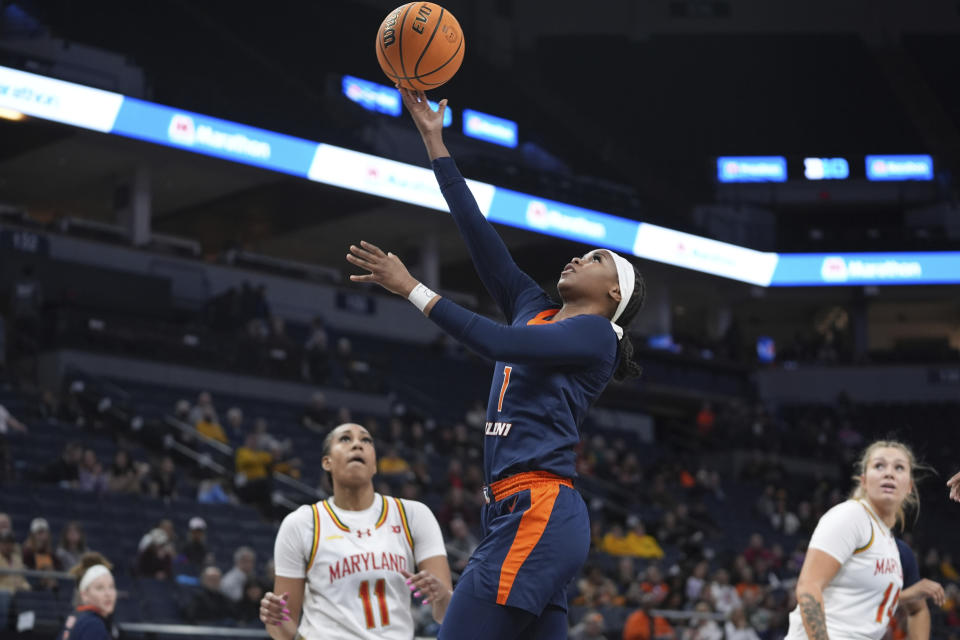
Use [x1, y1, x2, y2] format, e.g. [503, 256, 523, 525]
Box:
[358, 579, 390, 629]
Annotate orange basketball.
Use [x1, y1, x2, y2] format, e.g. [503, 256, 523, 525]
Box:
[375, 2, 464, 91]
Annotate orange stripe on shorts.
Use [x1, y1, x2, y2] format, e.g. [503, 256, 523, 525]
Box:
[496, 483, 560, 605]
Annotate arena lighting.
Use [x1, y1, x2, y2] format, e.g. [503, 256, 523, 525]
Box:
[865, 154, 934, 181]
[717, 156, 787, 183]
[3, 64, 960, 287]
[0, 106, 24, 120]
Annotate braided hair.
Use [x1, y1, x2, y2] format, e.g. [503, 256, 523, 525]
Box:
[613, 264, 646, 381]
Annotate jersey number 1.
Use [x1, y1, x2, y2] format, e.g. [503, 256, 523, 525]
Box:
[359, 579, 390, 629]
[874, 581, 900, 623]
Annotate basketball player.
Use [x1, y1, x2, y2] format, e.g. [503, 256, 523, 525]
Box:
[259, 423, 451, 639]
[344, 88, 645, 640]
[58, 552, 118, 640]
[786, 441, 922, 640]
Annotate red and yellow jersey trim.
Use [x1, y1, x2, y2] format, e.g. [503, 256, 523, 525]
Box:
[322, 495, 390, 533]
[393, 497, 415, 551]
[854, 501, 878, 554]
[307, 503, 321, 570]
[323, 499, 351, 532]
[375, 495, 390, 529]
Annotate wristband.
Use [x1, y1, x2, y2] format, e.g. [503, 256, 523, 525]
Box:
[407, 282, 438, 312]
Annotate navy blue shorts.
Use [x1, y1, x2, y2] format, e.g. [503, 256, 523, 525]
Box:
[457, 472, 590, 614]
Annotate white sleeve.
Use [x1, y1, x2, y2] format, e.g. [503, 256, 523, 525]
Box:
[808, 500, 873, 565]
[273, 505, 315, 579]
[402, 500, 448, 564]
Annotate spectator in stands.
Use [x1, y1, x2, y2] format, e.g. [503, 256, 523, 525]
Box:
[685, 561, 709, 603]
[302, 316, 331, 384]
[436, 485, 479, 530]
[625, 516, 665, 559]
[301, 391, 335, 434]
[696, 402, 716, 439]
[38, 441, 81, 487]
[188, 391, 219, 427]
[377, 445, 412, 478]
[173, 399, 192, 423]
[224, 406, 245, 443]
[237, 578, 266, 624]
[196, 408, 228, 444]
[0, 402, 27, 481]
[185, 566, 234, 624]
[445, 517, 478, 574]
[77, 448, 108, 493]
[724, 607, 760, 640]
[0, 529, 30, 592]
[769, 494, 800, 535]
[22, 517, 62, 576]
[683, 601, 722, 640]
[106, 449, 145, 494]
[570, 610, 606, 640]
[221, 545, 257, 602]
[197, 478, 232, 504]
[181, 517, 208, 567]
[56, 521, 88, 571]
[706, 569, 742, 615]
[0, 513, 14, 546]
[235, 433, 273, 511]
[252, 417, 289, 456]
[623, 594, 677, 640]
[639, 565, 670, 606]
[575, 564, 619, 608]
[147, 455, 178, 501]
[136, 527, 174, 579]
[743, 533, 772, 568]
[20, 518, 59, 590]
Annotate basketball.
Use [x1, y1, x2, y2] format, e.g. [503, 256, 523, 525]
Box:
[375, 2, 464, 90]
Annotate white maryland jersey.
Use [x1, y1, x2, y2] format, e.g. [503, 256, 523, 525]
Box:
[274, 494, 446, 640]
[786, 500, 903, 640]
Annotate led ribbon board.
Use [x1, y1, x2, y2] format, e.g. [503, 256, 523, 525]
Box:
[2, 64, 958, 287]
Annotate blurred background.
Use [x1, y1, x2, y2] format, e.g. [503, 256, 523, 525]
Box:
[0, 0, 958, 638]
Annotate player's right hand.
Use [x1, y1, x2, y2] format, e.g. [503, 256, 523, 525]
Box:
[902, 579, 946, 607]
[398, 86, 447, 139]
[948, 470, 960, 502]
[259, 591, 290, 627]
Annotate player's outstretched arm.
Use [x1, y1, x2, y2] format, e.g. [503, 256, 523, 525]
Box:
[947, 470, 960, 502]
[399, 87, 540, 323]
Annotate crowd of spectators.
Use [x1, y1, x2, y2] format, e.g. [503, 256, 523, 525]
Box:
[2, 355, 958, 638]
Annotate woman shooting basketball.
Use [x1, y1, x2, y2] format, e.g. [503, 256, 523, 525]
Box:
[260, 423, 452, 639]
[344, 88, 645, 640]
[786, 440, 924, 640]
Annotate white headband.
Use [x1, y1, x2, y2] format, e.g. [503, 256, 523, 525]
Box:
[606, 250, 636, 341]
[79, 564, 112, 593]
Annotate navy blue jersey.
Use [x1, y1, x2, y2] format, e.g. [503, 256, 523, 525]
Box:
[59, 606, 114, 640]
[429, 157, 620, 483]
[896, 538, 920, 588]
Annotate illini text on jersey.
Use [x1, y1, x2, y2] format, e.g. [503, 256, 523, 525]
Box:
[485, 421, 513, 437]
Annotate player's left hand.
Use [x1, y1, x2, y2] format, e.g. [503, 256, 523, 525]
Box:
[347, 241, 418, 297]
[948, 470, 960, 502]
[401, 568, 451, 606]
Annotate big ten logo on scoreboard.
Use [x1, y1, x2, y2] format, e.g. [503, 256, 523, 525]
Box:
[803, 157, 849, 181]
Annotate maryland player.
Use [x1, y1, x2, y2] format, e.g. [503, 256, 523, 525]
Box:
[345, 88, 646, 640]
[786, 441, 923, 640]
[260, 423, 451, 639]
